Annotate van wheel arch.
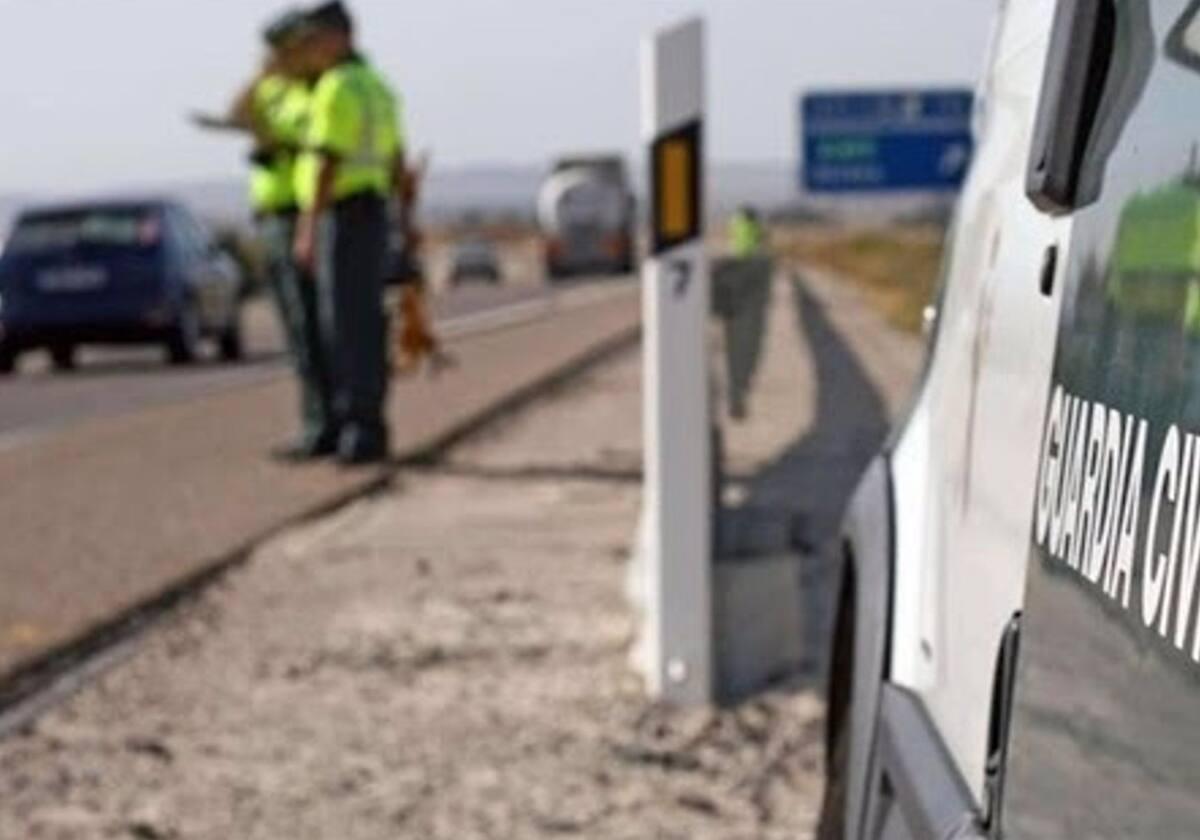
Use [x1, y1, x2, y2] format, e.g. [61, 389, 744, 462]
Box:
[816, 457, 894, 839]
[817, 543, 858, 840]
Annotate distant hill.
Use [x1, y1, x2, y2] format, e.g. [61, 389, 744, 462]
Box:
[423, 161, 834, 223]
[1, 162, 956, 236]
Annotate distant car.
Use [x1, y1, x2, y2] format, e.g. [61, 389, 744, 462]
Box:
[0, 199, 244, 373]
[447, 237, 502, 286]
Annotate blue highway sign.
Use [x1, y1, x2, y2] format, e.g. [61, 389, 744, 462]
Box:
[801, 89, 974, 193]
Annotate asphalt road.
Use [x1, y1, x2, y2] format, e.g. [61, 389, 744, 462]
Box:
[0, 282, 642, 684]
[0, 278, 590, 447]
[0, 267, 922, 839]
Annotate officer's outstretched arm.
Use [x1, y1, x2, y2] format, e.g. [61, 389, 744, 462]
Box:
[191, 75, 273, 144]
[189, 112, 243, 132]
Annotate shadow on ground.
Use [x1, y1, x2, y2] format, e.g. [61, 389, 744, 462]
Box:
[719, 272, 893, 686]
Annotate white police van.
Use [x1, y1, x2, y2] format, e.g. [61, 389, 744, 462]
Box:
[820, 0, 1200, 836]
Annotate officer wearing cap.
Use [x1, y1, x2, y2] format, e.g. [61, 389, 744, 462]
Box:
[256, 9, 340, 461]
[294, 1, 406, 464]
[194, 8, 337, 461]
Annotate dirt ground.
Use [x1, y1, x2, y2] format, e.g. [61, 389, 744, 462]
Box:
[0, 263, 921, 840]
[773, 224, 947, 335]
[0, 351, 826, 840]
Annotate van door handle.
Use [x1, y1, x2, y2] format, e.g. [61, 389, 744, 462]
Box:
[982, 613, 1022, 838]
[1039, 245, 1058, 297]
[1026, 0, 1117, 215]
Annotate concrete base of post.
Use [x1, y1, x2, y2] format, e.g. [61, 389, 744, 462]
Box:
[627, 505, 804, 702]
[626, 511, 651, 680]
[713, 553, 803, 701]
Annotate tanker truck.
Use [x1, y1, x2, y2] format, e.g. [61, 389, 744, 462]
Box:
[538, 155, 636, 280]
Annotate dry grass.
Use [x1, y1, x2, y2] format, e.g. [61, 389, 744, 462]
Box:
[773, 224, 947, 334]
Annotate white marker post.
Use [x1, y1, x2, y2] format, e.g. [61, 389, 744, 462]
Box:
[637, 17, 712, 704]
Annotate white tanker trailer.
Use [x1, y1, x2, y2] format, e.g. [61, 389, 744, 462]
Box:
[538, 155, 636, 279]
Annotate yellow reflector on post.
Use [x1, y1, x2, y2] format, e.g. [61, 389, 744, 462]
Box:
[660, 139, 692, 239]
[651, 121, 702, 254]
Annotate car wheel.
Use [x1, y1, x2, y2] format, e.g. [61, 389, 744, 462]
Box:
[166, 299, 201, 366]
[0, 345, 17, 375]
[50, 343, 77, 372]
[218, 310, 244, 362]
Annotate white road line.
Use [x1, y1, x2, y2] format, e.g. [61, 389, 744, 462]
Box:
[437, 278, 635, 339]
[438, 298, 552, 338]
[0, 278, 637, 454]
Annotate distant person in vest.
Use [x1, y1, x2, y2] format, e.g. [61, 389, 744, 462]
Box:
[294, 1, 408, 465]
[723, 205, 771, 420]
[729, 205, 767, 258]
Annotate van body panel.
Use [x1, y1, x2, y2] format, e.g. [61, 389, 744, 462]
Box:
[831, 0, 1200, 835]
[888, 0, 1064, 800]
[838, 458, 896, 840]
[1003, 0, 1200, 834]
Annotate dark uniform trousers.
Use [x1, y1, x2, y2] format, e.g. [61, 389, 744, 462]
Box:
[259, 211, 337, 448]
[317, 192, 390, 456]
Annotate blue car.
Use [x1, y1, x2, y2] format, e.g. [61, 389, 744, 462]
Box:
[0, 199, 244, 373]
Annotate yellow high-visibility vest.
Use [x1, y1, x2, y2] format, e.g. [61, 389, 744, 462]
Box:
[249, 75, 310, 213]
[296, 57, 404, 209]
[729, 211, 765, 258]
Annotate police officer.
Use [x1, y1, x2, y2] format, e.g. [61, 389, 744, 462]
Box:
[195, 9, 337, 461]
[729, 205, 766, 258]
[257, 10, 340, 461]
[294, 1, 405, 465]
[722, 205, 771, 420]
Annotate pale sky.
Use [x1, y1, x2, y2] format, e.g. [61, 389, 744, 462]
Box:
[0, 0, 995, 196]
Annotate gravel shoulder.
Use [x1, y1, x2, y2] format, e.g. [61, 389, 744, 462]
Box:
[0, 350, 824, 840]
[0, 267, 919, 840]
